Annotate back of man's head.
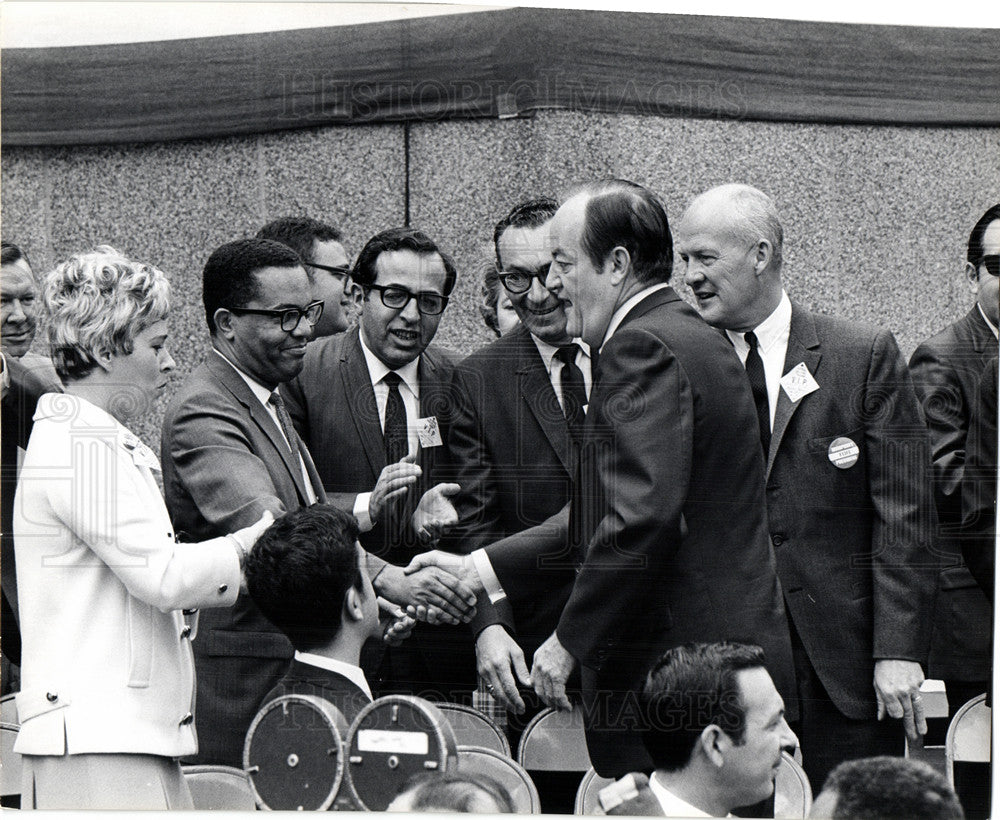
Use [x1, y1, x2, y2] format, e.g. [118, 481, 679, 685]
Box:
[245, 503, 364, 652]
[257, 216, 343, 265]
[201, 237, 301, 334]
[812, 756, 964, 820]
[352, 226, 458, 296]
[388, 772, 514, 813]
[641, 641, 766, 771]
[492, 198, 558, 268]
[570, 179, 674, 284]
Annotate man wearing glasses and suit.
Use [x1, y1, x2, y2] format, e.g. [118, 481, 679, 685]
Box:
[282, 226, 476, 697]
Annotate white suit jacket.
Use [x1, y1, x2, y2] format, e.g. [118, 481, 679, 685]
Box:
[13, 393, 241, 757]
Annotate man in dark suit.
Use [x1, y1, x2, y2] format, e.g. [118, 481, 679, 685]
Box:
[675, 183, 939, 790]
[1, 241, 61, 694]
[162, 238, 469, 765]
[908, 204, 998, 715]
[282, 227, 474, 696]
[246, 504, 389, 724]
[444, 198, 593, 712]
[410, 180, 795, 778]
[257, 216, 362, 338]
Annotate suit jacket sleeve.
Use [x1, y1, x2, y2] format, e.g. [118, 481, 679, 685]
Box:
[167, 389, 289, 533]
[866, 329, 939, 661]
[555, 328, 692, 669]
[908, 340, 967, 508]
[961, 354, 997, 600]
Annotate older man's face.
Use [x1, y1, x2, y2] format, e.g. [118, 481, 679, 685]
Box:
[969, 219, 1000, 327]
[497, 221, 567, 344]
[546, 194, 619, 349]
[676, 198, 763, 332]
[1, 258, 39, 358]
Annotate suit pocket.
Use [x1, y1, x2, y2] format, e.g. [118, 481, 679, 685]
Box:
[939, 565, 983, 591]
[807, 427, 864, 465]
[205, 628, 293, 659]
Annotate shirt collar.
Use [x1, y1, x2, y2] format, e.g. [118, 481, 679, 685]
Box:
[293, 651, 373, 699]
[213, 348, 274, 407]
[0, 353, 9, 394]
[726, 290, 792, 353]
[359, 331, 421, 397]
[530, 335, 592, 373]
[648, 771, 720, 818]
[977, 303, 999, 339]
[601, 283, 671, 350]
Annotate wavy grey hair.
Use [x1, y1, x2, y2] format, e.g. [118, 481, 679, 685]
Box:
[44, 246, 170, 381]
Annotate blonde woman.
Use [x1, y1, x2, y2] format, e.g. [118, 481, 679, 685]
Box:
[13, 247, 271, 809]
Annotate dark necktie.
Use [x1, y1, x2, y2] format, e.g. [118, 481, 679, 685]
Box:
[382, 371, 408, 464]
[555, 344, 588, 431]
[268, 392, 301, 461]
[743, 331, 771, 458]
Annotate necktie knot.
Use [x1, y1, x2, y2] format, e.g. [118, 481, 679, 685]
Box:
[555, 344, 580, 367]
[382, 371, 402, 388]
[744, 331, 760, 350]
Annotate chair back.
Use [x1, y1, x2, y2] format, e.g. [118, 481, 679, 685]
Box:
[517, 707, 592, 771]
[0, 694, 17, 727]
[946, 693, 991, 782]
[182, 764, 256, 810]
[774, 750, 812, 819]
[574, 766, 614, 814]
[437, 702, 510, 757]
[457, 745, 540, 813]
[1, 722, 21, 799]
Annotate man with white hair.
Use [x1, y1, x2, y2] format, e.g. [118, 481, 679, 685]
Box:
[674, 183, 939, 790]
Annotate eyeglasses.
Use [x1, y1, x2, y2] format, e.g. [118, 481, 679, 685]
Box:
[306, 261, 352, 278]
[977, 255, 1000, 277]
[366, 284, 449, 315]
[227, 300, 325, 332]
[498, 263, 552, 294]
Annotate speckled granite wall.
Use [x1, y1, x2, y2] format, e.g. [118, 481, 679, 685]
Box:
[3, 111, 998, 445]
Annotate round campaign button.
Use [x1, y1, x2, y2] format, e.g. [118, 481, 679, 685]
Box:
[828, 437, 860, 469]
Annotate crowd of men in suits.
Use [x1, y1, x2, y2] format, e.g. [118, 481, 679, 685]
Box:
[1, 185, 996, 809]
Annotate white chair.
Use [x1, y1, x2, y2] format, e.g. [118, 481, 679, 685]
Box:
[182, 764, 257, 810]
[436, 702, 511, 757]
[573, 766, 614, 814]
[774, 750, 812, 819]
[457, 745, 540, 813]
[517, 706, 592, 772]
[945, 692, 990, 786]
[0, 721, 21, 802]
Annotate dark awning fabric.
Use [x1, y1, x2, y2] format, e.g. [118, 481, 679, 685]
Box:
[3, 8, 998, 146]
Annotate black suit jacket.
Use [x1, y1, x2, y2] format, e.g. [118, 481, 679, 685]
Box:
[281, 328, 459, 566]
[161, 351, 329, 765]
[764, 304, 939, 718]
[961, 353, 998, 602]
[441, 325, 576, 656]
[908, 307, 996, 679]
[484, 288, 794, 777]
[259, 659, 373, 728]
[1, 357, 58, 666]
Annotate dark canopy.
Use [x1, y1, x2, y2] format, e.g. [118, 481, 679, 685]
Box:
[3, 8, 998, 146]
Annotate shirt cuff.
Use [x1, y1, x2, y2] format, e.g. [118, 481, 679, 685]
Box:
[354, 492, 373, 532]
[471, 549, 506, 604]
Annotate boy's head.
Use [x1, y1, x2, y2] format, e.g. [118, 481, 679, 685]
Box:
[245, 503, 380, 651]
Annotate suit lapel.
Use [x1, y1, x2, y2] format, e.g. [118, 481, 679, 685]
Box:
[766, 305, 821, 480]
[517, 330, 572, 472]
[340, 332, 386, 477]
[208, 353, 311, 502]
[965, 306, 998, 357]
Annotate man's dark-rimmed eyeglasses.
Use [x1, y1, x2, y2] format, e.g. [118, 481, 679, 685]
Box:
[227, 300, 325, 332]
[977, 255, 1000, 277]
[498, 262, 552, 294]
[306, 261, 352, 279]
[366, 284, 448, 315]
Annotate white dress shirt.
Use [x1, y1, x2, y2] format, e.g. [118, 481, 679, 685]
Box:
[351, 333, 423, 531]
[725, 291, 792, 431]
[293, 651, 373, 700]
[978, 303, 999, 339]
[213, 350, 317, 503]
[531, 336, 594, 413]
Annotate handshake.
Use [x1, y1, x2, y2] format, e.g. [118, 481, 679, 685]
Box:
[374, 549, 485, 627]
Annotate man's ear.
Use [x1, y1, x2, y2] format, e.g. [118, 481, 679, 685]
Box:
[95, 348, 115, 373]
[214, 308, 238, 340]
[344, 585, 364, 624]
[698, 724, 730, 769]
[753, 240, 773, 274]
[348, 281, 364, 311]
[608, 246, 632, 285]
[965, 261, 981, 294]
